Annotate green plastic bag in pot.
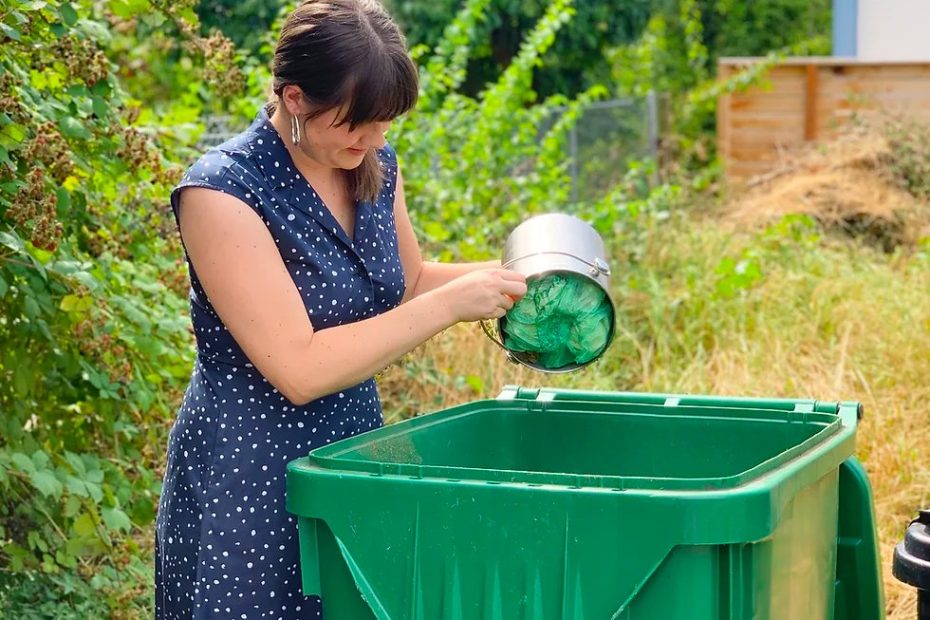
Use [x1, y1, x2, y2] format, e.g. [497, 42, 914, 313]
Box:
[501, 272, 613, 371]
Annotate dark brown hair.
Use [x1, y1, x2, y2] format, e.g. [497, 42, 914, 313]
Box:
[272, 0, 418, 202]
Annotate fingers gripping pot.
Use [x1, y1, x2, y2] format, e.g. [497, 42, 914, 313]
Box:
[482, 213, 616, 373]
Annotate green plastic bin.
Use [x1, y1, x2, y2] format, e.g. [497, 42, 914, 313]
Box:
[285, 386, 883, 619]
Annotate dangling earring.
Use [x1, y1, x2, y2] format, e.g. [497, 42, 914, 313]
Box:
[290, 113, 301, 145]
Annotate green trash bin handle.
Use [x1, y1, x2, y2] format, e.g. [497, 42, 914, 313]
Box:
[498, 385, 864, 421]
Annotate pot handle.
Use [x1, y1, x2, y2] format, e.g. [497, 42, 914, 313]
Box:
[479, 319, 521, 364]
[479, 319, 507, 350]
[502, 252, 610, 276]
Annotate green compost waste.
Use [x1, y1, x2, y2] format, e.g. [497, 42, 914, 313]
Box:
[501, 273, 612, 369]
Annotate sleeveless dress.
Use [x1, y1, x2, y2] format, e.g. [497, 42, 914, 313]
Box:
[155, 105, 406, 619]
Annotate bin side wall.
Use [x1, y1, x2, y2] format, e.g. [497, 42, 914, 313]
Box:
[295, 471, 841, 619]
[619, 470, 839, 619]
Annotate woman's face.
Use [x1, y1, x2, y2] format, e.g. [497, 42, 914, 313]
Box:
[297, 104, 390, 170]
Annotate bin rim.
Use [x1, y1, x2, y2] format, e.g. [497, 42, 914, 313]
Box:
[295, 386, 858, 493]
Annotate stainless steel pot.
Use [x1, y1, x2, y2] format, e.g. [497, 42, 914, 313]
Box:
[482, 213, 616, 373]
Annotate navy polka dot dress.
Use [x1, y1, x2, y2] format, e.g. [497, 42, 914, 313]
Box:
[155, 105, 405, 619]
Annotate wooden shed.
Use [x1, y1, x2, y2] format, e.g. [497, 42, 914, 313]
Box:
[716, 57, 930, 181]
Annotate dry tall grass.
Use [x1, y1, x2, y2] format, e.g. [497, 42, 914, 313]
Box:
[728, 122, 930, 252]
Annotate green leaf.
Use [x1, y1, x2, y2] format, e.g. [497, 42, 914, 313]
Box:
[59, 3, 78, 27]
[64, 451, 86, 475]
[465, 374, 485, 393]
[0, 275, 8, 299]
[0, 231, 26, 254]
[60, 294, 80, 311]
[130, 494, 156, 524]
[178, 6, 198, 24]
[48, 260, 83, 275]
[65, 84, 89, 99]
[30, 470, 63, 498]
[36, 318, 54, 343]
[58, 117, 91, 140]
[80, 19, 111, 45]
[101, 506, 131, 532]
[64, 536, 84, 558]
[86, 467, 103, 484]
[32, 450, 50, 468]
[424, 221, 451, 241]
[73, 512, 97, 538]
[13, 364, 30, 396]
[109, 0, 151, 19]
[66, 475, 89, 497]
[63, 495, 81, 517]
[55, 186, 71, 212]
[0, 23, 22, 42]
[102, 483, 116, 506]
[24, 295, 39, 319]
[0, 122, 27, 144]
[6, 547, 26, 571]
[10, 452, 35, 473]
[56, 549, 77, 569]
[91, 79, 112, 97]
[91, 96, 107, 119]
[84, 481, 103, 503]
[29, 246, 54, 264]
[72, 270, 98, 289]
[1, 180, 22, 194]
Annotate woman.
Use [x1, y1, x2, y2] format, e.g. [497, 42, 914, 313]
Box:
[154, 1, 527, 617]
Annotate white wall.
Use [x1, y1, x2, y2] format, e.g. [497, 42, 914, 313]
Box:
[858, 0, 930, 61]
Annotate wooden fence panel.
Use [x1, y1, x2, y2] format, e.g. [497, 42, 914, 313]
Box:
[717, 57, 930, 182]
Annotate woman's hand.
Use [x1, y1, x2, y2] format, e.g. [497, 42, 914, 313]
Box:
[434, 268, 527, 323]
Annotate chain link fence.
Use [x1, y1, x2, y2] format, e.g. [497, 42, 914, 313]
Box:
[549, 93, 659, 202]
[198, 93, 659, 203]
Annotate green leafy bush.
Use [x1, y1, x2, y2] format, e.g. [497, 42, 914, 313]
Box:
[390, 0, 611, 260]
[0, 0, 245, 608]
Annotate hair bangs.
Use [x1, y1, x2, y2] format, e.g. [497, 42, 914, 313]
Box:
[337, 50, 418, 129]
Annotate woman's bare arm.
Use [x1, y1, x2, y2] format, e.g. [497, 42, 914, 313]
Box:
[177, 187, 525, 406]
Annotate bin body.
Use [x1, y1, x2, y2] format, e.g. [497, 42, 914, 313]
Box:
[285, 386, 882, 619]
